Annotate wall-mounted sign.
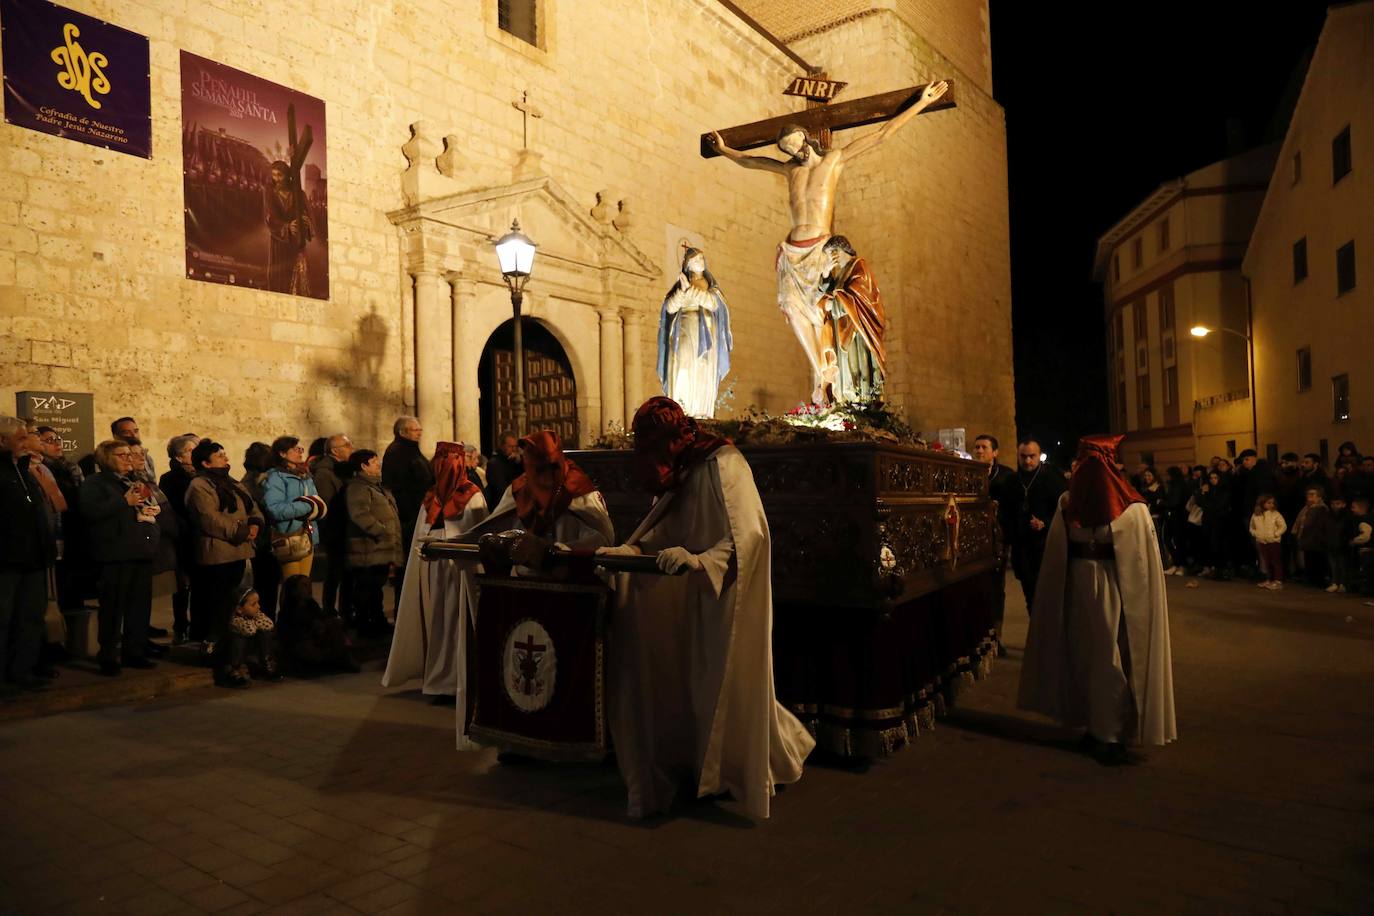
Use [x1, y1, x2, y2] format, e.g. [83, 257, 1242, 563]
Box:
[783, 75, 847, 103]
[0, 0, 152, 157]
[16, 390, 94, 458]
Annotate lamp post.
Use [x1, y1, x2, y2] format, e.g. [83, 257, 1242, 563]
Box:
[1190, 322, 1258, 451]
[494, 219, 537, 437]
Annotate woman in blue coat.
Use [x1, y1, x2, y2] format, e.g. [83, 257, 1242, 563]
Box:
[262, 435, 326, 582]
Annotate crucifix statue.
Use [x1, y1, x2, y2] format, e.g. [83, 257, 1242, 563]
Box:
[706, 79, 951, 403]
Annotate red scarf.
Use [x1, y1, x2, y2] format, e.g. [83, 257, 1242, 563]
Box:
[511, 430, 596, 536]
[1064, 433, 1145, 528]
[424, 441, 480, 526]
[631, 396, 731, 495]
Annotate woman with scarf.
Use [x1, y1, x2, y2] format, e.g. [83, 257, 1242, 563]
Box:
[383, 441, 489, 708]
[596, 397, 815, 819]
[1018, 434, 1177, 765]
[262, 436, 326, 583]
[345, 449, 403, 637]
[80, 440, 161, 676]
[470, 429, 615, 567]
[185, 440, 264, 671]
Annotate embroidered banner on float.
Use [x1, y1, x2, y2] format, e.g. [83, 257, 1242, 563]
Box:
[0, 0, 151, 157]
[180, 51, 329, 299]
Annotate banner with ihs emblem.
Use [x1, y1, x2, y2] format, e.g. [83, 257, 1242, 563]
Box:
[0, 0, 151, 157]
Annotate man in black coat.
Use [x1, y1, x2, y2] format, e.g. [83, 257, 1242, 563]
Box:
[382, 417, 434, 610]
[1008, 436, 1067, 614]
[973, 434, 1015, 651]
[82, 442, 161, 674]
[1233, 449, 1276, 576]
[483, 432, 522, 509]
[0, 418, 57, 690]
[314, 434, 355, 619]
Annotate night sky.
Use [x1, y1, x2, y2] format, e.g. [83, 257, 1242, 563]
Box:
[989, 0, 1333, 465]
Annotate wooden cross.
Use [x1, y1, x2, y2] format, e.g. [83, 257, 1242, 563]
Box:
[512, 90, 543, 150]
[699, 80, 957, 159]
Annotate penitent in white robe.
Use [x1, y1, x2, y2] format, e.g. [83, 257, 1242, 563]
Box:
[382, 494, 489, 705]
[609, 446, 815, 819]
[1018, 496, 1177, 746]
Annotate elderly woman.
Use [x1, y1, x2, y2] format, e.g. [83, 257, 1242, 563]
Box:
[262, 436, 325, 583]
[80, 440, 161, 676]
[159, 434, 199, 643]
[185, 440, 263, 669]
[345, 450, 403, 638]
[126, 441, 178, 656]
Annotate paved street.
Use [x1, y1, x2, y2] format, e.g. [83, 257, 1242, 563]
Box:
[2, 575, 1372, 915]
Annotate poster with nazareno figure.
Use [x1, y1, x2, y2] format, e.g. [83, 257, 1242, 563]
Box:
[180, 51, 328, 299]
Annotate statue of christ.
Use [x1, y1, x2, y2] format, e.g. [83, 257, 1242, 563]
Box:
[708, 80, 948, 402]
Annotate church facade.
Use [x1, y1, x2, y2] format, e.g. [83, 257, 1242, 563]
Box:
[1, 0, 1014, 461]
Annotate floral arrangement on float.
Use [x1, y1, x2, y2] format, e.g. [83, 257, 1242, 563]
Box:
[589, 385, 929, 450]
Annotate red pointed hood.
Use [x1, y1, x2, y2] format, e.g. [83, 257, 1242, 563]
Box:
[1064, 434, 1145, 528]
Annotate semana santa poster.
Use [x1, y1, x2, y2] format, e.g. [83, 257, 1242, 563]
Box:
[180, 51, 329, 299]
[0, 0, 151, 157]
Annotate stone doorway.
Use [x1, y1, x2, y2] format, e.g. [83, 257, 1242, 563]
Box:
[478, 318, 578, 453]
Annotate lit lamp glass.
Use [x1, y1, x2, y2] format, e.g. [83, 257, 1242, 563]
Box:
[1190, 325, 1212, 337]
[494, 219, 537, 282]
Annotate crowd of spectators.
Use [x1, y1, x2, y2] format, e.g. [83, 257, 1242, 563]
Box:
[0, 413, 494, 695]
[1128, 444, 1374, 595]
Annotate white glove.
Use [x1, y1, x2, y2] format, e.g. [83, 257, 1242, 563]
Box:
[596, 544, 642, 557]
[656, 547, 702, 574]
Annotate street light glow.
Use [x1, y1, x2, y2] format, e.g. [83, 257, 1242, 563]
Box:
[1191, 325, 1212, 337]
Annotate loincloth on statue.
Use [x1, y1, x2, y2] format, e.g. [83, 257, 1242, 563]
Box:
[775, 236, 831, 381]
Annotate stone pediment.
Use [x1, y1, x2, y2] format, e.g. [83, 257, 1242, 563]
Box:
[388, 174, 659, 284]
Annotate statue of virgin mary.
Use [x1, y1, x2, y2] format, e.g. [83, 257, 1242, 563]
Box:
[656, 248, 733, 418]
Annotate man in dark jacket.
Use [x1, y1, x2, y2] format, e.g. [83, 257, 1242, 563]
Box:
[973, 434, 1015, 653]
[314, 434, 355, 618]
[1298, 453, 1331, 498]
[483, 432, 522, 509]
[1234, 449, 1276, 576]
[82, 440, 161, 674]
[382, 417, 433, 609]
[1008, 436, 1067, 613]
[1, 418, 57, 690]
[158, 434, 199, 643]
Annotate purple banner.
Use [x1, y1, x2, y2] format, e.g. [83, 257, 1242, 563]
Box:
[1, 0, 151, 157]
[180, 51, 329, 300]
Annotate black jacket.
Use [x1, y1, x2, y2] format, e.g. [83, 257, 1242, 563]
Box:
[1, 452, 56, 572]
[382, 437, 434, 530]
[1009, 465, 1066, 547]
[80, 472, 159, 564]
[987, 463, 1016, 541]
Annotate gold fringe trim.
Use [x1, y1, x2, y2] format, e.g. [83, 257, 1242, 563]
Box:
[794, 631, 1002, 758]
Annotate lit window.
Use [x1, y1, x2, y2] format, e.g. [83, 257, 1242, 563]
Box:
[1332, 374, 1350, 422]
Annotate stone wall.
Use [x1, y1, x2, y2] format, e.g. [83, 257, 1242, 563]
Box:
[1, 0, 1013, 463]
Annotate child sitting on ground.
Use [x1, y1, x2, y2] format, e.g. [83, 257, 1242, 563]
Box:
[220, 587, 282, 688]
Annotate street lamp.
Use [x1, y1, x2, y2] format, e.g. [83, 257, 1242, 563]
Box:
[1189, 323, 1258, 452]
[494, 218, 537, 436]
